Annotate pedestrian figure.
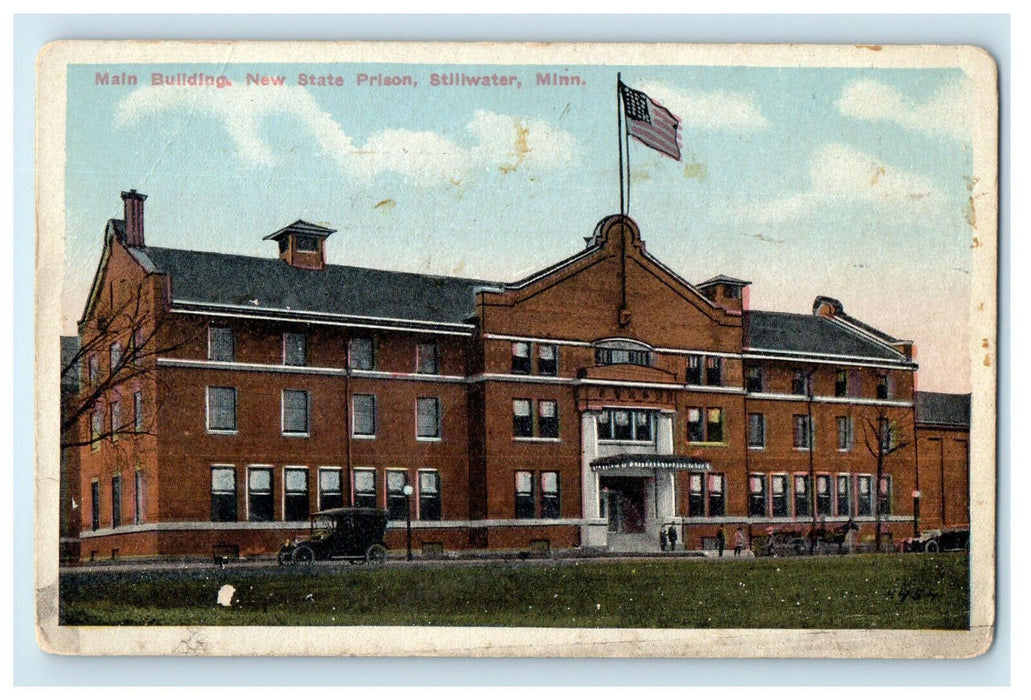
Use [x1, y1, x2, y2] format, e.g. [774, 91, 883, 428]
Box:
[733, 526, 744, 556]
[667, 525, 678, 552]
[717, 526, 726, 557]
[845, 517, 857, 555]
[659, 528, 668, 552]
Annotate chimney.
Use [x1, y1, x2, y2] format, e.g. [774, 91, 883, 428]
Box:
[120, 189, 147, 247]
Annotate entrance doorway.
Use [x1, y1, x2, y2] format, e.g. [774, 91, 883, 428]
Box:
[600, 476, 647, 533]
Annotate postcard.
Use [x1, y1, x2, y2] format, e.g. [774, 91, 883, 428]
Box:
[35, 40, 997, 657]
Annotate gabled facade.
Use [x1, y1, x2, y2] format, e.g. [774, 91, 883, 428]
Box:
[74, 191, 962, 560]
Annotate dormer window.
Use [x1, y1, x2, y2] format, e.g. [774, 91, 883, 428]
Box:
[263, 220, 336, 270]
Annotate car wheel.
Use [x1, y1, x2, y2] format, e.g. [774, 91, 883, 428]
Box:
[365, 543, 387, 564]
[277, 550, 293, 566]
[294, 544, 316, 565]
[925, 540, 940, 553]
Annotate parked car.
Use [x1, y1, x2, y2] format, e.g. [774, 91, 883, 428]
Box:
[904, 527, 970, 553]
[278, 507, 389, 565]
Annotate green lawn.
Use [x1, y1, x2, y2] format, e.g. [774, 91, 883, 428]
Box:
[59, 553, 969, 629]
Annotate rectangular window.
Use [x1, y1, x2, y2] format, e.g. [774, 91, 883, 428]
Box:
[134, 470, 145, 525]
[282, 389, 310, 435]
[794, 474, 811, 518]
[706, 408, 724, 443]
[708, 473, 726, 516]
[687, 408, 704, 443]
[207, 387, 237, 432]
[596, 347, 651, 366]
[747, 413, 765, 448]
[857, 476, 873, 515]
[88, 354, 100, 386]
[295, 235, 319, 252]
[109, 342, 122, 374]
[352, 394, 376, 437]
[248, 468, 274, 522]
[515, 471, 535, 519]
[633, 410, 652, 442]
[318, 468, 343, 511]
[879, 475, 892, 515]
[416, 342, 439, 374]
[353, 469, 377, 509]
[211, 467, 237, 522]
[876, 375, 889, 399]
[91, 410, 103, 450]
[208, 326, 234, 362]
[110, 400, 121, 441]
[793, 414, 812, 449]
[835, 369, 848, 397]
[816, 475, 832, 516]
[283, 332, 307, 366]
[91, 480, 100, 530]
[792, 370, 808, 396]
[597, 410, 611, 440]
[538, 400, 559, 438]
[416, 397, 442, 439]
[349, 337, 374, 370]
[686, 355, 703, 384]
[133, 391, 143, 432]
[706, 356, 722, 386]
[748, 474, 767, 517]
[284, 468, 309, 521]
[849, 370, 862, 398]
[688, 473, 705, 517]
[111, 475, 122, 528]
[419, 470, 442, 521]
[879, 418, 895, 452]
[513, 399, 533, 437]
[133, 328, 145, 366]
[511, 342, 531, 374]
[541, 471, 560, 519]
[746, 366, 764, 393]
[837, 416, 853, 451]
[836, 474, 852, 517]
[771, 475, 788, 517]
[386, 470, 409, 520]
[538, 344, 557, 376]
[612, 410, 633, 441]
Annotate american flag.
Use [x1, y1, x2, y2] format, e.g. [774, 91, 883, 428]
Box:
[619, 83, 682, 161]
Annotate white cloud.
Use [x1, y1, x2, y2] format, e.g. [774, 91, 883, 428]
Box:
[636, 81, 768, 131]
[115, 86, 575, 186]
[835, 77, 973, 141]
[734, 143, 945, 224]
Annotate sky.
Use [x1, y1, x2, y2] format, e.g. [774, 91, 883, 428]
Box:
[63, 61, 976, 392]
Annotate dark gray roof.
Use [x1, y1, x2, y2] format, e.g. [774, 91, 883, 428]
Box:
[138, 246, 498, 326]
[263, 219, 337, 242]
[698, 274, 752, 288]
[915, 392, 971, 428]
[745, 310, 907, 362]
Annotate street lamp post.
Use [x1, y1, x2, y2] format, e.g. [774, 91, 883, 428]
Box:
[912, 490, 921, 539]
[403, 483, 414, 561]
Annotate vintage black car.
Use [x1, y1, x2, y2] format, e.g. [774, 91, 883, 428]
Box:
[278, 507, 389, 565]
[904, 526, 970, 553]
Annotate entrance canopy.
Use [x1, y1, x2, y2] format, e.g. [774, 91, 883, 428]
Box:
[590, 454, 712, 472]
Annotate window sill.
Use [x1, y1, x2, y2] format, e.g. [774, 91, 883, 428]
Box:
[837, 448, 852, 453]
[513, 437, 562, 443]
[282, 432, 310, 438]
[598, 439, 656, 446]
[747, 446, 765, 451]
[207, 430, 238, 436]
[416, 436, 442, 443]
[687, 442, 728, 448]
[793, 446, 813, 452]
[352, 434, 377, 440]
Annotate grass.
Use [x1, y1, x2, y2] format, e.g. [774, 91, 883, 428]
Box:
[59, 553, 969, 629]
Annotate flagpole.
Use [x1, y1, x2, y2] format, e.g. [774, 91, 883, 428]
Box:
[616, 73, 625, 217]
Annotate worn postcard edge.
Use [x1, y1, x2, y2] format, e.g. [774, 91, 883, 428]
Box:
[33, 40, 999, 658]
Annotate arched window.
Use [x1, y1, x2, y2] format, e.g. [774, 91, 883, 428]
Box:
[593, 339, 652, 367]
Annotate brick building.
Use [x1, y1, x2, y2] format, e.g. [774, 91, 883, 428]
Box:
[72, 191, 971, 560]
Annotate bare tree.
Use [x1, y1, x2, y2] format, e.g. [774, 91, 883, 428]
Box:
[858, 406, 914, 553]
[60, 277, 196, 450]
